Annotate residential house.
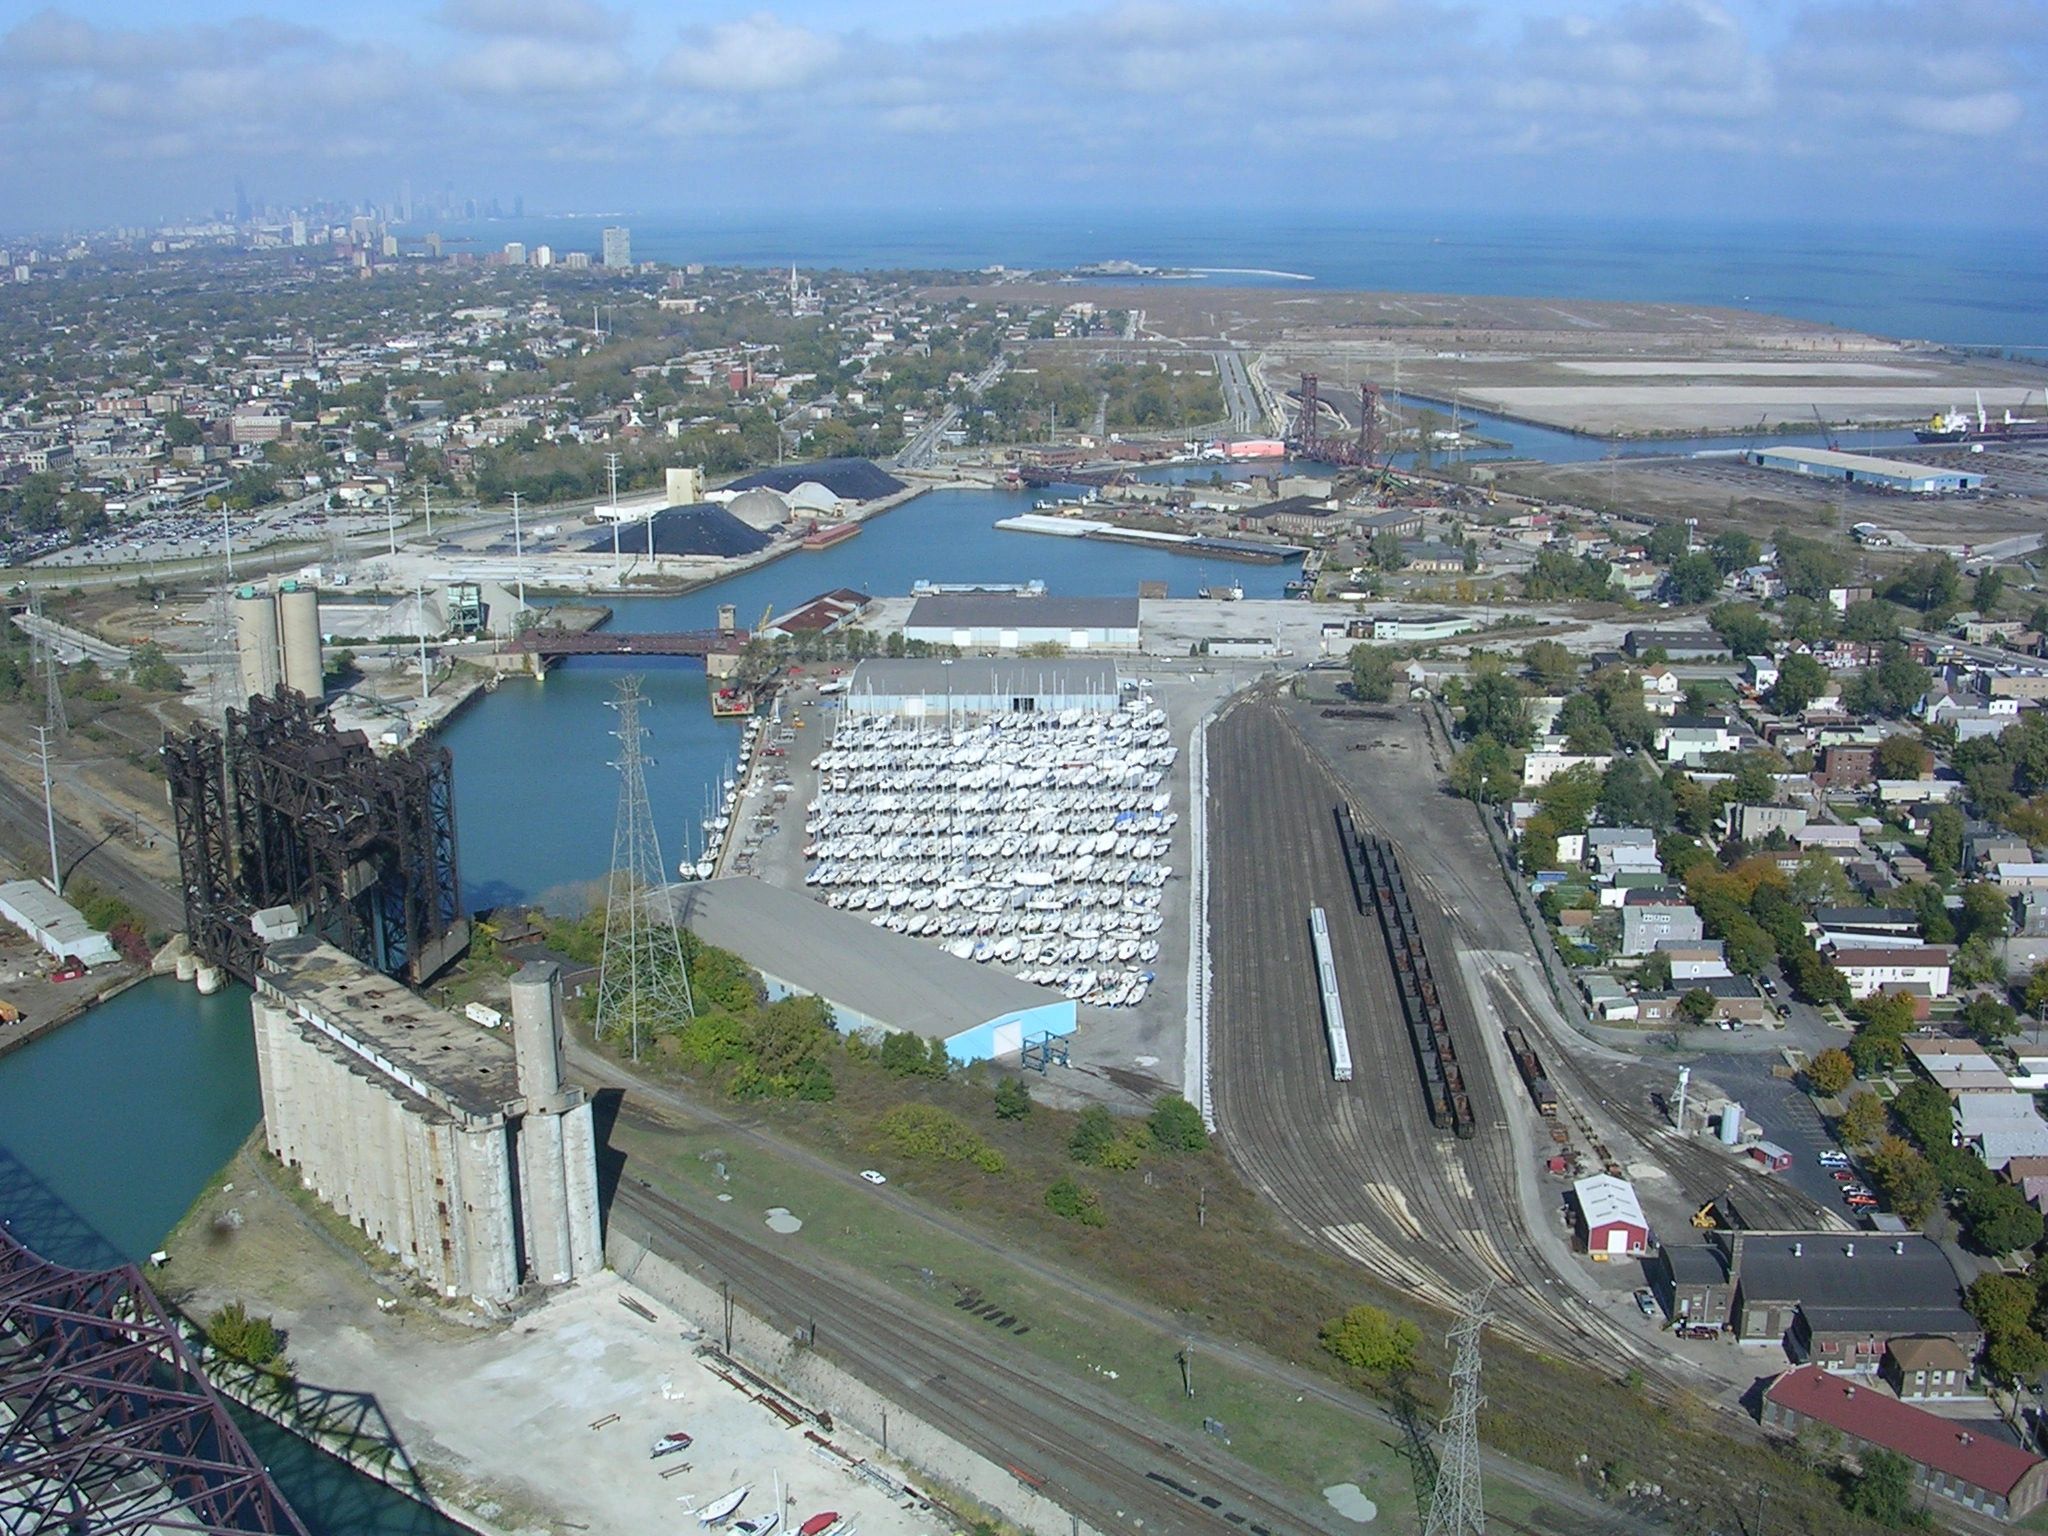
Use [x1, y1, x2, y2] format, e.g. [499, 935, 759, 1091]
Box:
[1640, 665, 1680, 716]
[1955, 1092, 2048, 1172]
[1902, 1036, 2014, 1097]
[1829, 946, 1953, 999]
[1746, 655, 1780, 692]
[1656, 939, 1732, 981]
[1994, 863, 2048, 894]
[1813, 906, 1921, 942]
[1658, 715, 1742, 764]
[1522, 749, 1614, 789]
[1816, 744, 1877, 789]
[1622, 891, 1704, 956]
[1731, 804, 1809, 842]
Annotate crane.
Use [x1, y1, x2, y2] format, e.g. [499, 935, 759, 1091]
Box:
[1810, 405, 1839, 453]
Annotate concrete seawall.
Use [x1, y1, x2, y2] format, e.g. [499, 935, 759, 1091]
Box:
[606, 1211, 1102, 1536]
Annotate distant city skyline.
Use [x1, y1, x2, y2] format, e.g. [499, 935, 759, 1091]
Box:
[0, 0, 2041, 229]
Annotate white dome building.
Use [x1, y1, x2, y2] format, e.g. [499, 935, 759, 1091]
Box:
[786, 480, 844, 518]
[726, 488, 792, 531]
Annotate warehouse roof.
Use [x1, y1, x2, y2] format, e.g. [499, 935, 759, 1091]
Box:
[906, 594, 1140, 630]
[845, 657, 1119, 701]
[1754, 446, 1983, 481]
[256, 939, 516, 1120]
[1736, 1232, 1970, 1323]
[0, 879, 113, 956]
[1765, 1368, 2038, 1495]
[667, 877, 1069, 1039]
[1573, 1173, 1647, 1231]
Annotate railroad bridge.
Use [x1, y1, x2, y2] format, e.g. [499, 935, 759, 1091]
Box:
[504, 626, 747, 658]
[0, 1178, 310, 1534]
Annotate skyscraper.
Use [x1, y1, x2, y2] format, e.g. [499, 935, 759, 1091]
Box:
[602, 226, 631, 269]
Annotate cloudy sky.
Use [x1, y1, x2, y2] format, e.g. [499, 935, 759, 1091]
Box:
[0, 0, 2041, 228]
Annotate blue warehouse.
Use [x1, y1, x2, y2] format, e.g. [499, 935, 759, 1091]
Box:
[1746, 446, 1983, 495]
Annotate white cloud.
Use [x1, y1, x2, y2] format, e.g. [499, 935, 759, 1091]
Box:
[439, 0, 619, 40]
[449, 36, 628, 95]
[661, 13, 840, 94]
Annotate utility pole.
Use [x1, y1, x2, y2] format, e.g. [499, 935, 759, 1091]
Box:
[423, 483, 433, 539]
[606, 452, 623, 579]
[31, 726, 60, 894]
[510, 491, 526, 610]
[1423, 1284, 1494, 1536]
[387, 497, 397, 556]
[221, 501, 234, 580]
[416, 579, 431, 707]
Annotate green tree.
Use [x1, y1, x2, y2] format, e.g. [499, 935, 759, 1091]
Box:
[126, 641, 185, 693]
[1863, 1134, 1938, 1224]
[1841, 599, 1902, 643]
[1557, 692, 1614, 755]
[1347, 644, 1395, 703]
[1709, 530, 1759, 575]
[1839, 1091, 1887, 1147]
[1677, 989, 1716, 1026]
[1521, 639, 1577, 690]
[2027, 962, 2048, 1019]
[1460, 673, 1532, 748]
[1069, 1105, 1119, 1165]
[1875, 733, 1928, 782]
[1708, 602, 1772, 659]
[1599, 755, 1675, 830]
[1925, 804, 1965, 874]
[1319, 1304, 1421, 1374]
[1535, 764, 1604, 835]
[1520, 813, 1560, 874]
[1807, 1047, 1854, 1097]
[993, 1077, 1034, 1120]
[1774, 531, 1847, 598]
[1884, 553, 1961, 613]
[1960, 993, 2019, 1044]
[1665, 553, 1722, 606]
[1448, 737, 1518, 804]
[1645, 523, 1691, 565]
[1964, 1183, 2045, 1256]
[1768, 653, 1829, 714]
[1841, 1448, 1916, 1526]
[1974, 569, 2007, 618]
[1146, 1095, 1208, 1152]
[879, 1029, 947, 1078]
[1959, 880, 2012, 942]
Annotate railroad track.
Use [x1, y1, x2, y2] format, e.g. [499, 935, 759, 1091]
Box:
[613, 1178, 1339, 1536]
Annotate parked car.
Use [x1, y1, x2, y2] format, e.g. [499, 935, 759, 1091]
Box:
[1634, 1288, 1658, 1318]
[1818, 1152, 1850, 1169]
[859, 1169, 887, 1186]
[1832, 1169, 1857, 1183]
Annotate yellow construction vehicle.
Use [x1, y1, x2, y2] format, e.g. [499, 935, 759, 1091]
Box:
[1690, 1200, 1720, 1231]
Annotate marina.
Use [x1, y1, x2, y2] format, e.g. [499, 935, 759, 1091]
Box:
[804, 684, 1174, 1009]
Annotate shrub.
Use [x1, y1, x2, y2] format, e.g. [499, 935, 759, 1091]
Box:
[877, 1104, 1004, 1174]
[1044, 1176, 1106, 1227]
[993, 1077, 1034, 1120]
[206, 1301, 285, 1368]
[1146, 1094, 1208, 1152]
[1320, 1304, 1421, 1374]
[1069, 1105, 1118, 1165]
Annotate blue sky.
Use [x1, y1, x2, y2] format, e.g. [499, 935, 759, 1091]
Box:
[0, 0, 2041, 228]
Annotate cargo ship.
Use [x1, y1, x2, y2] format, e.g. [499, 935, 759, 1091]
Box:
[1916, 393, 2048, 444]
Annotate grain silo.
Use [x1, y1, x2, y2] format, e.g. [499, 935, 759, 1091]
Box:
[277, 580, 323, 698]
[231, 585, 282, 700]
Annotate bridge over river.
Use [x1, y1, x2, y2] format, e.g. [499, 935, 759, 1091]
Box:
[504, 626, 748, 659]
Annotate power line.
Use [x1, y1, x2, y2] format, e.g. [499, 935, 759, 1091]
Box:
[1423, 1283, 1494, 1536]
[594, 677, 694, 1061]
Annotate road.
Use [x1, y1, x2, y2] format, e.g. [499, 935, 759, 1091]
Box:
[894, 357, 1007, 470]
[1214, 351, 1260, 435]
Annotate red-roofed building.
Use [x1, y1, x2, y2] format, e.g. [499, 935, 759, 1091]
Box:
[1762, 1367, 2048, 1520]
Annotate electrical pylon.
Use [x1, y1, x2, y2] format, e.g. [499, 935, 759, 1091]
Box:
[594, 676, 694, 1060]
[1423, 1284, 1494, 1536]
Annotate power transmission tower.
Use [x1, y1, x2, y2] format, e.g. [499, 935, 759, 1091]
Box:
[1423, 1284, 1494, 1536]
[594, 677, 693, 1061]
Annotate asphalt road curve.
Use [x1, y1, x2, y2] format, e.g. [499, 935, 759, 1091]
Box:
[613, 1177, 1342, 1536]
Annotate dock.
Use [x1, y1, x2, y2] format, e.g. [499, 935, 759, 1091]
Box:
[994, 513, 1303, 564]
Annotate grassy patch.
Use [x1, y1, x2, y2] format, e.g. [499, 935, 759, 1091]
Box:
[596, 1027, 1893, 1535]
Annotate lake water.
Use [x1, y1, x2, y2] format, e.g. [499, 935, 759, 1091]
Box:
[424, 209, 2048, 351]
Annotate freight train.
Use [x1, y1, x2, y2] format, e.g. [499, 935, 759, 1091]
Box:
[1334, 804, 1475, 1137]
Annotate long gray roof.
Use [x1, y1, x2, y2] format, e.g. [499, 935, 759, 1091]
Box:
[906, 594, 1139, 629]
[846, 657, 1119, 700]
[666, 877, 1069, 1038]
[1737, 1232, 1972, 1330]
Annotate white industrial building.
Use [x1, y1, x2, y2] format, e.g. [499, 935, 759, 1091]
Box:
[1747, 447, 1984, 496]
[903, 593, 1140, 652]
[842, 657, 1120, 720]
[0, 879, 118, 966]
[251, 943, 602, 1305]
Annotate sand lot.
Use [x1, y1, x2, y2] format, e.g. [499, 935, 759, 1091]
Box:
[1458, 383, 2037, 435]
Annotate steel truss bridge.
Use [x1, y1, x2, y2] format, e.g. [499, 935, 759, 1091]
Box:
[1286, 373, 1382, 469]
[0, 1221, 310, 1534]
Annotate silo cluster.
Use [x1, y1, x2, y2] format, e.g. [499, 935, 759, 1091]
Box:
[232, 580, 324, 702]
